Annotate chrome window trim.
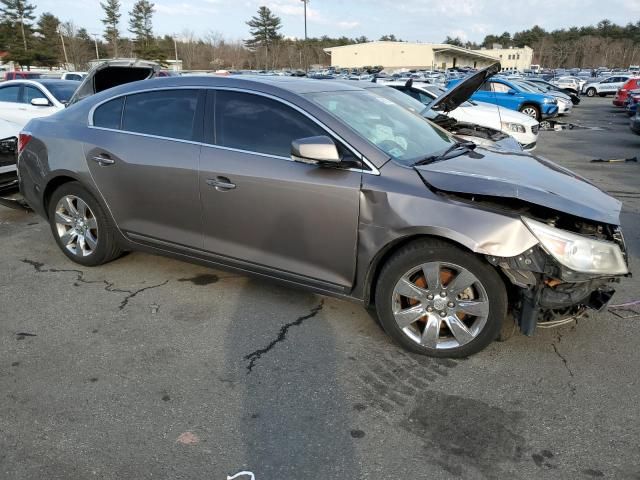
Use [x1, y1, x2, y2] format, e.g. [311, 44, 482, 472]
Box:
[87, 85, 380, 175]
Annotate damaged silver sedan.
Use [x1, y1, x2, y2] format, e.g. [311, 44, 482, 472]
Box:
[17, 74, 629, 357]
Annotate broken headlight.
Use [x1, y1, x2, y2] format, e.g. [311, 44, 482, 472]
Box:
[522, 218, 628, 275]
[501, 122, 526, 133]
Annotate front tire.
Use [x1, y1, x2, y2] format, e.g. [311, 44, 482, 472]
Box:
[519, 104, 541, 121]
[585, 87, 596, 97]
[374, 240, 507, 358]
[48, 182, 122, 266]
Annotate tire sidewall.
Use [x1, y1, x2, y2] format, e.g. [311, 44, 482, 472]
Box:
[520, 104, 540, 121]
[375, 243, 507, 358]
[47, 182, 113, 266]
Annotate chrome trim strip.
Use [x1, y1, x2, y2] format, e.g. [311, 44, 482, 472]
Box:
[0, 165, 17, 174]
[86, 85, 380, 175]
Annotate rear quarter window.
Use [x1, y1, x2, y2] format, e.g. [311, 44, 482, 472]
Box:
[93, 97, 124, 129]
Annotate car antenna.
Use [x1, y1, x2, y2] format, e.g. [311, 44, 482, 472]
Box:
[405, 78, 413, 88]
[371, 76, 377, 83]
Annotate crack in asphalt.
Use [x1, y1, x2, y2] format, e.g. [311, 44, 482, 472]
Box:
[244, 300, 324, 374]
[551, 334, 576, 396]
[21, 258, 169, 311]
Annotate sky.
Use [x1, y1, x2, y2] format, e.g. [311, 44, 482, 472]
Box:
[35, 0, 640, 43]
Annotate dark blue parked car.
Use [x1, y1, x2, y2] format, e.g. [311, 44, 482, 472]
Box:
[448, 77, 559, 121]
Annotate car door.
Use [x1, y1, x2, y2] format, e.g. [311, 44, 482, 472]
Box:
[198, 89, 362, 289]
[85, 88, 204, 248]
[0, 85, 24, 125]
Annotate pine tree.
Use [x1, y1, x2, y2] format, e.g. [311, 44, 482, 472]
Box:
[128, 0, 155, 58]
[34, 12, 61, 67]
[245, 6, 282, 68]
[101, 0, 121, 57]
[0, 0, 36, 51]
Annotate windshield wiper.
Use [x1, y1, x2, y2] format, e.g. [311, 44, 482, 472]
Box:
[412, 140, 476, 166]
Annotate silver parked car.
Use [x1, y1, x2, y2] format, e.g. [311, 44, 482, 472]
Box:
[17, 75, 629, 357]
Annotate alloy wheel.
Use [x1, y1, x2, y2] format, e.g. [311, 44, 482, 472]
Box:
[391, 262, 489, 350]
[521, 107, 539, 119]
[54, 195, 99, 257]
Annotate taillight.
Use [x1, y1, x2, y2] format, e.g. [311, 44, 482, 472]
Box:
[18, 132, 32, 154]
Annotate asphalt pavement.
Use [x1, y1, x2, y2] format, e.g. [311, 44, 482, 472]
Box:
[1, 97, 639, 480]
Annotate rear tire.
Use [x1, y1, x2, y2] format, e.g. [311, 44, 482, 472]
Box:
[598, 93, 607, 97]
[47, 182, 122, 267]
[374, 239, 507, 358]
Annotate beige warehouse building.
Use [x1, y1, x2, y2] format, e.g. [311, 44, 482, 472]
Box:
[474, 46, 534, 71]
[324, 41, 501, 70]
[324, 41, 534, 72]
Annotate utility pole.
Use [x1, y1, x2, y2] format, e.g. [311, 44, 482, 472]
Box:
[58, 27, 69, 69]
[91, 34, 100, 60]
[174, 36, 178, 62]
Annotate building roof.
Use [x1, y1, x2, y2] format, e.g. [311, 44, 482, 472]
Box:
[324, 41, 500, 62]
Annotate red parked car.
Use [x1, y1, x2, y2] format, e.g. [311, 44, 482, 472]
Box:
[3, 71, 42, 80]
[614, 78, 640, 106]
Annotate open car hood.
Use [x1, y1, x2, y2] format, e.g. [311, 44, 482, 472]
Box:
[429, 63, 501, 113]
[415, 149, 622, 225]
[68, 59, 160, 105]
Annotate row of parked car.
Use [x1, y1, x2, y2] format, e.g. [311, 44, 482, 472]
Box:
[610, 77, 640, 135]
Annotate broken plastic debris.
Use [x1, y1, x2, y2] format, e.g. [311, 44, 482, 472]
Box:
[227, 472, 255, 480]
[150, 304, 159, 314]
[176, 432, 199, 445]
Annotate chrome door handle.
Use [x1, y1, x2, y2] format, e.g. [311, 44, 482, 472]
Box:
[206, 177, 236, 191]
[91, 155, 115, 166]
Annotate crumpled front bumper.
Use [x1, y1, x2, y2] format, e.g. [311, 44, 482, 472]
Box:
[487, 244, 627, 335]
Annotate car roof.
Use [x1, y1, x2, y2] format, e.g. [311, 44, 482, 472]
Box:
[0, 79, 79, 88]
[116, 75, 365, 96]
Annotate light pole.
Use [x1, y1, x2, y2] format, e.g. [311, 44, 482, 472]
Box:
[91, 33, 100, 60]
[301, 0, 309, 71]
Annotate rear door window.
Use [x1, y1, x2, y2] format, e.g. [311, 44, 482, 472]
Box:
[121, 89, 198, 141]
[214, 90, 325, 158]
[0, 85, 20, 103]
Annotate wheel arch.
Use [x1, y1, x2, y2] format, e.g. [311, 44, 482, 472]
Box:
[362, 232, 494, 307]
[42, 173, 82, 218]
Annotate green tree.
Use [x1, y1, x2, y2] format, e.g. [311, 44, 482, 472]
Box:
[443, 36, 464, 47]
[245, 6, 282, 68]
[128, 0, 155, 58]
[101, 0, 121, 57]
[379, 34, 400, 42]
[34, 12, 61, 67]
[0, 0, 36, 53]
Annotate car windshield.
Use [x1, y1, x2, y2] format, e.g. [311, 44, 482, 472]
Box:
[368, 86, 428, 114]
[41, 82, 79, 103]
[307, 90, 453, 165]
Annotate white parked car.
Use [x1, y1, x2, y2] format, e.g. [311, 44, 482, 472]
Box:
[0, 79, 80, 130]
[0, 117, 20, 190]
[582, 75, 634, 97]
[383, 81, 539, 150]
[61, 71, 87, 81]
[552, 76, 583, 93]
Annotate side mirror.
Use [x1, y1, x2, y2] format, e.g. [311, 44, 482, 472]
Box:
[291, 136, 341, 165]
[30, 97, 50, 107]
[507, 89, 517, 95]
